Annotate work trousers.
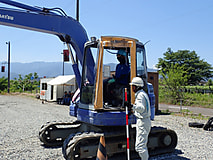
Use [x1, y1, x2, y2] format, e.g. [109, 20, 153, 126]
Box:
[135, 117, 151, 160]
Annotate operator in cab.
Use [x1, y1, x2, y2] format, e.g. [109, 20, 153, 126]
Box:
[130, 77, 151, 160]
[114, 49, 130, 85]
[104, 49, 130, 106]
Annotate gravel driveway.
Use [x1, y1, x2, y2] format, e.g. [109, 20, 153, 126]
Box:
[0, 95, 212, 160]
[0, 95, 73, 160]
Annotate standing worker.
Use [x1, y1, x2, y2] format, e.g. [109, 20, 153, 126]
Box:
[129, 77, 151, 160]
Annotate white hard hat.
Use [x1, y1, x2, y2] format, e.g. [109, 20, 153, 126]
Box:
[129, 77, 144, 87]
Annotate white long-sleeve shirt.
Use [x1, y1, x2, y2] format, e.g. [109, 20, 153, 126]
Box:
[133, 89, 151, 119]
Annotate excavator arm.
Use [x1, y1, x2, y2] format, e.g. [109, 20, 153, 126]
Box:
[0, 0, 95, 86]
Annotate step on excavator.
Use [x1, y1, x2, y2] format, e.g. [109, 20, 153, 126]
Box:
[0, 1, 177, 159]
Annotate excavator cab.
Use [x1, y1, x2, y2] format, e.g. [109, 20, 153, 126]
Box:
[80, 36, 147, 110]
[76, 36, 148, 126]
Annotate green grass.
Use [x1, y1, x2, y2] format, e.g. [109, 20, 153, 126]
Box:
[185, 85, 212, 90]
[159, 85, 213, 109]
[184, 92, 213, 108]
[0, 89, 39, 96]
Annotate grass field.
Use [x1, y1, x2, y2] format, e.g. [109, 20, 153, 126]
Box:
[159, 85, 213, 109]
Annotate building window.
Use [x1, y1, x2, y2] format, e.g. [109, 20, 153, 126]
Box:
[42, 83, 47, 90]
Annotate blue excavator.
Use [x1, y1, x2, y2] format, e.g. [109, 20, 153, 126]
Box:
[0, 1, 177, 159]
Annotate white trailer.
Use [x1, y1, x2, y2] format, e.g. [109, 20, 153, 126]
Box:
[40, 77, 54, 101]
[40, 75, 76, 102]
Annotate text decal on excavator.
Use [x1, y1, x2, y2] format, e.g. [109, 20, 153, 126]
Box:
[0, 14, 14, 20]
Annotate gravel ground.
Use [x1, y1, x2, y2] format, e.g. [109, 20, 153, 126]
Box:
[150, 115, 213, 160]
[0, 94, 73, 160]
[0, 95, 212, 160]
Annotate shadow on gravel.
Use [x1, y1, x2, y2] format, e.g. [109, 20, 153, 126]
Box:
[40, 144, 61, 149]
[155, 110, 171, 116]
[150, 149, 190, 160]
[74, 150, 190, 160]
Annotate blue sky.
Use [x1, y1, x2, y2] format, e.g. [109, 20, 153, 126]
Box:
[0, 0, 213, 69]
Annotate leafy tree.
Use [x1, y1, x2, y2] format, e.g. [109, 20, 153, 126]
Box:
[22, 72, 39, 91]
[10, 73, 39, 92]
[10, 74, 24, 92]
[157, 48, 213, 85]
[0, 77, 7, 92]
[10, 79, 19, 92]
[160, 63, 188, 104]
[207, 79, 213, 86]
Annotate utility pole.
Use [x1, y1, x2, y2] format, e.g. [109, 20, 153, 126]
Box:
[61, 52, 65, 94]
[61, 52, 65, 76]
[76, 0, 79, 21]
[6, 41, 10, 93]
[75, 0, 79, 89]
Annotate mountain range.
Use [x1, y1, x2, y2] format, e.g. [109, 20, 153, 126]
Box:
[0, 62, 117, 79]
[0, 62, 75, 79]
[0, 61, 157, 79]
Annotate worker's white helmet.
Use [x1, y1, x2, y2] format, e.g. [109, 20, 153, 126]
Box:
[129, 77, 144, 87]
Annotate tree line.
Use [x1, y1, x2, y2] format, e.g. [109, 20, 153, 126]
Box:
[157, 48, 213, 104]
[0, 72, 39, 93]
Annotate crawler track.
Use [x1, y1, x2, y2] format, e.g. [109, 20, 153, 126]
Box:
[39, 121, 177, 159]
[39, 120, 82, 147]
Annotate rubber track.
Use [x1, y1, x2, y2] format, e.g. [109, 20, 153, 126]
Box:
[63, 132, 103, 160]
[148, 127, 178, 156]
[39, 120, 81, 147]
[63, 128, 178, 160]
[63, 132, 138, 160]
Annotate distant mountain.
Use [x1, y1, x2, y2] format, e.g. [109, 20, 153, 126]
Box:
[0, 62, 118, 79]
[0, 61, 74, 79]
[0, 61, 159, 79]
[106, 63, 117, 71]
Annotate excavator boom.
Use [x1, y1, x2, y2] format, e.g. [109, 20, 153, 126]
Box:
[0, 0, 95, 85]
[0, 0, 86, 60]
